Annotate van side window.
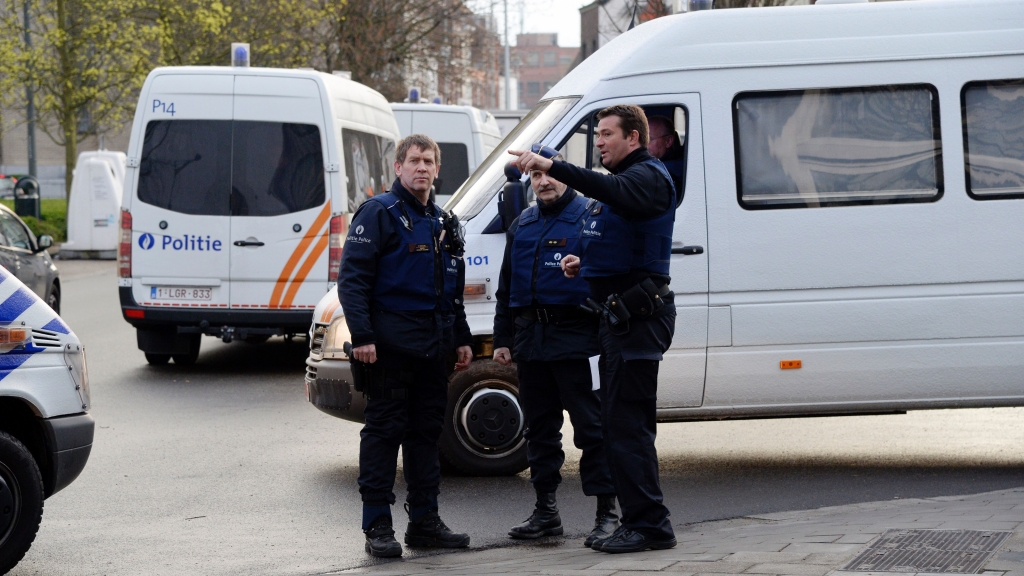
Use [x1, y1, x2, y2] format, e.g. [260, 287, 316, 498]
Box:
[436, 143, 469, 198]
[962, 79, 1024, 200]
[230, 122, 325, 216]
[734, 85, 942, 209]
[381, 138, 396, 186]
[138, 120, 232, 216]
[342, 129, 387, 211]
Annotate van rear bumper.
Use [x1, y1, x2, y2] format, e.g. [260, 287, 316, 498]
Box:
[119, 287, 313, 332]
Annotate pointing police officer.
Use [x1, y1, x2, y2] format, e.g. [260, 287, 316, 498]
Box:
[339, 134, 474, 558]
[492, 156, 619, 547]
[510, 104, 678, 554]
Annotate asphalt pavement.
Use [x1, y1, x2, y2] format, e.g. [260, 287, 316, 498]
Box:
[9, 260, 1024, 575]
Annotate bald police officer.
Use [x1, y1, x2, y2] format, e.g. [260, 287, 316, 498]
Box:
[493, 157, 619, 547]
[340, 134, 474, 558]
[510, 104, 678, 554]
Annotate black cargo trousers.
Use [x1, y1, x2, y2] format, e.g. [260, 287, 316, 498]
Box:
[517, 358, 615, 496]
[358, 350, 449, 516]
[597, 296, 676, 539]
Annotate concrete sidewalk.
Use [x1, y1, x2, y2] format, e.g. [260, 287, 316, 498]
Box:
[330, 487, 1024, 576]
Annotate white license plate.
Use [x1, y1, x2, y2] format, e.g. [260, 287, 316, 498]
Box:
[150, 286, 213, 301]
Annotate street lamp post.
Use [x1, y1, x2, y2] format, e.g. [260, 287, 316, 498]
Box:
[23, 0, 36, 178]
[503, 0, 510, 110]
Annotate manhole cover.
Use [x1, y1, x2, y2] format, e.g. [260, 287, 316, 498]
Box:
[844, 529, 1011, 573]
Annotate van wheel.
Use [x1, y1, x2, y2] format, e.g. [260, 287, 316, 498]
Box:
[172, 335, 201, 366]
[145, 353, 170, 365]
[439, 360, 528, 476]
[0, 432, 44, 575]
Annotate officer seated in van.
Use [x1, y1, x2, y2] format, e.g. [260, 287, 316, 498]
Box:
[492, 155, 619, 547]
[646, 116, 685, 201]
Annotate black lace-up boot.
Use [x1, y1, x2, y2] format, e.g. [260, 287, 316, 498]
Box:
[585, 494, 620, 548]
[404, 509, 471, 548]
[364, 515, 403, 558]
[509, 491, 563, 539]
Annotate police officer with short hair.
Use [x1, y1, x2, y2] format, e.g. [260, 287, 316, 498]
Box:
[510, 104, 678, 554]
[340, 134, 474, 558]
[492, 157, 619, 547]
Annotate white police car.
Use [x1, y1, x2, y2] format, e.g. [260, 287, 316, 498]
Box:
[0, 266, 92, 573]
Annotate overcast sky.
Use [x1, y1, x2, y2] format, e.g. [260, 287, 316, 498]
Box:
[476, 0, 592, 48]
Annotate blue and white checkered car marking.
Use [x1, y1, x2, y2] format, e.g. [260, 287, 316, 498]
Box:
[0, 266, 71, 380]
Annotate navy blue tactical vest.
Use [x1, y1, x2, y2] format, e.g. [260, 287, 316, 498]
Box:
[579, 158, 676, 278]
[509, 194, 592, 307]
[368, 193, 459, 313]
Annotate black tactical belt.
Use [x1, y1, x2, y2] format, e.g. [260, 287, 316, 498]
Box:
[518, 306, 588, 324]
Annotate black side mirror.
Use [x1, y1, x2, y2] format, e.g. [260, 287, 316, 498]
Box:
[36, 235, 53, 252]
[497, 163, 527, 232]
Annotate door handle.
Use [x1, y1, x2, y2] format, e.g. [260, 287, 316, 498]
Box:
[671, 245, 704, 255]
[233, 240, 265, 247]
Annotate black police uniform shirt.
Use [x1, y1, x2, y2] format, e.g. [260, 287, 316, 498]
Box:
[339, 180, 473, 359]
[547, 148, 676, 302]
[493, 188, 600, 363]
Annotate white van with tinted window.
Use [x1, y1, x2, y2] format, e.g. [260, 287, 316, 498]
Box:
[390, 103, 502, 205]
[306, 0, 1024, 475]
[119, 66, 400, 365]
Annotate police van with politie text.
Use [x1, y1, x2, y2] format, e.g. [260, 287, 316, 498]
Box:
[0, 267, 92, 573]
[118, 45, 401, 364]
[305, 0, 1024, 476]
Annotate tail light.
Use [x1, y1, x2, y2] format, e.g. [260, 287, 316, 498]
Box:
[118, 209, 132, 278]
[328, 215, 345, 282]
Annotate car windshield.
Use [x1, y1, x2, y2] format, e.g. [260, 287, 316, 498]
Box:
[446, 97, 579, 221]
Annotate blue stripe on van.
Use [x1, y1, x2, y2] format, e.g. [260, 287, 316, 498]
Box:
[0, 288, 36, 323]
[42, 317, 70, 334]
[0, 344, 46, 380]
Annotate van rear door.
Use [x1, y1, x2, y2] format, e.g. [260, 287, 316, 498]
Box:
[131, 74, 233, 309]
[230, 76, 330, 311]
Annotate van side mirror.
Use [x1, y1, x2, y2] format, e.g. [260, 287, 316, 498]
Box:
[36, 235, 53, 251]
[497, 163, 526, 232]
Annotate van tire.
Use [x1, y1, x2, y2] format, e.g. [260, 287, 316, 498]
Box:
[46, 282, 60, 315]
[0, 432, 44, 575]
[438, 360, 528, 476]
[172, 335, 201, 366]
[145, 353, 171, 365]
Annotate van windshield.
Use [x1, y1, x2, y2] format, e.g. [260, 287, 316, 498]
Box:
[446, 97, 579, 221]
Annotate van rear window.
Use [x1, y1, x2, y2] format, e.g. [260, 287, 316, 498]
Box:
[962, 79, 1024, 200]
[436, 143, 469, 198]
[138, 120, 232, 216]
[734, 85, 942, 209]
[138, 120, 326, 216]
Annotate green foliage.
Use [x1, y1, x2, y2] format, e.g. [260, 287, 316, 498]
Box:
[0, 199, 68, 242]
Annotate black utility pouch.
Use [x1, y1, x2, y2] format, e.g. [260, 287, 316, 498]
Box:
[620, 278, 665, 318]
[344, 342, 374, 394]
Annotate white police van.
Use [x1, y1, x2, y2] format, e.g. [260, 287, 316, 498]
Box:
[306, 0, 1024, 475]
[390, 103, 503, 205]
[119, 63, 401, 365]
[0, 267, 92, 573]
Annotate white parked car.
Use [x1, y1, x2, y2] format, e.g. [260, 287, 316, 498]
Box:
[0, 266, 92, 573]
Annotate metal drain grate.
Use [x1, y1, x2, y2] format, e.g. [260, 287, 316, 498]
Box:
[844, 529, 1011, 573]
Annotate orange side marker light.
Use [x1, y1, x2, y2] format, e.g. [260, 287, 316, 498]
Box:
[780, 360, 802, 370]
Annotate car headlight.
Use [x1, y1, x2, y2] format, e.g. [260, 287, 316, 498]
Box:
[322, 315, 351, 360]
[63, 343, 90, 410]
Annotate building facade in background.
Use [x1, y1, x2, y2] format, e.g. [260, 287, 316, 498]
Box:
[513, 33, 579, 110]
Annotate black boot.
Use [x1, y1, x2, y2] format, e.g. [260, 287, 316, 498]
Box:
[597, 527, 677, 554]
[404, 510, 471, 548]
[509, 492, 563, 539]
[585, 494, 620, 548]
[364, 515, 403, 558]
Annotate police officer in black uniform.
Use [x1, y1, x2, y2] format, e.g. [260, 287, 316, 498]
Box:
[339, 134, 474, 558]
[510, 104, 678, 554]
[492, 152, 619, 546]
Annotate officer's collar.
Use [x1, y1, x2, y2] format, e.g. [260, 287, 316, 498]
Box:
[390, 179, 435, 215]
[538, 188, 576, 216]
[607, 148, 653, 175]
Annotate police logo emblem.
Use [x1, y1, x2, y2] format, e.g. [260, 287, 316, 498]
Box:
[138, 233, 155, 250]
[590, 221, 597, 229]
[554, 253, 562, 261]
[355, 225, 364, 235]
